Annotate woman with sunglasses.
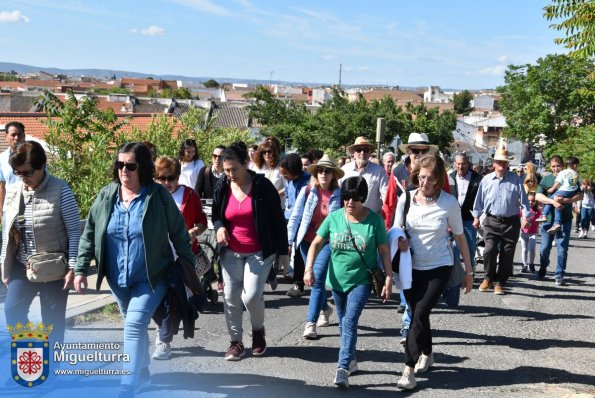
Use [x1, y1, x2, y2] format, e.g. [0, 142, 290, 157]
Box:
[306, 176, 392, 388]
[1, 141, 80, 346]
[287, 155, 343, 338]
[394, 154, 473, 390]
[251, 140, 285, 208]
[523, 172, 539, 194]
[74, 143, 195, 397]
[178, 139, 205, 190]
[195, 145, 226, 200]
[151, 156, 207, 360]
[212, 142, 288, 361]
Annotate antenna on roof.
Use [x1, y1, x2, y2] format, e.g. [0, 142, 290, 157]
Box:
[267, 70, 274, 87]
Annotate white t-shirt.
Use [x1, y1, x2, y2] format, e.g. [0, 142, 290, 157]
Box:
[179, 159, 205, 189]
[394, 189, 464, 271]
[555, 169, 580, 192]
[253, 164, 285, 208]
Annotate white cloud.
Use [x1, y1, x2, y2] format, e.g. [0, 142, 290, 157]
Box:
[479, 65, 506, 76]
[497, 55, 509, 63]
[322, 54, 337, 61]
[0, 10, 30, 23]
[171, 0, 230, 16]
[130, 25, 165, 36]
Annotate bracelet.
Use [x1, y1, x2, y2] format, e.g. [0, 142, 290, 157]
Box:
[465, 271, 474, 275]
[385, 275, 394, 279]
[305, 268, 313, 273]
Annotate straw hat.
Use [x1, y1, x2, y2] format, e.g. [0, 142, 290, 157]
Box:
[398, 132, 439, 154]
[347, 136, 376, 154]
[492, 138, 515, 161]
[307, 154, 345, 179]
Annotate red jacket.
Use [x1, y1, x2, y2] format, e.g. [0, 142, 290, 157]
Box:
[382, 170, 450, 229]
[179, 185, 208, 254]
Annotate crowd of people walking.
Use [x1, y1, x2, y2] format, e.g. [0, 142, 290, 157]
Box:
[0, 119, 590, 396]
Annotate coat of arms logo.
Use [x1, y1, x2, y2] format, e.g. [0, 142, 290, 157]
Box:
[8, 321, 52, 388]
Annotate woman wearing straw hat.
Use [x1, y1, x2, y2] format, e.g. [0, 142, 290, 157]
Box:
[472, 143, 531, 295]
[286, 154, 343, 339]
[341, 136, 388, 214]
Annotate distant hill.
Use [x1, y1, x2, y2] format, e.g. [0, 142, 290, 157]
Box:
[0, 61, 328, 87]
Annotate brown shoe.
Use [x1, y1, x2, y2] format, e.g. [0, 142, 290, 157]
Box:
[252, 327, 267, 356]
[494, 285, 505, 295]
[478, 279, 493, 292]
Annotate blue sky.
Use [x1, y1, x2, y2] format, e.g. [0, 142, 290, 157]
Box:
[0, 0, 563, 89]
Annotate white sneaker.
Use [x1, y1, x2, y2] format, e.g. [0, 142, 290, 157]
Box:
[397, 366, 416, 390]
[333, 368, 349, 388]
[578, 230, 585, 238]
[152, 341, 171, 360]
[348, 359, 358, 375]
[303, 322, 317, 339]
[317, 306, 333, 327]
[414, 352, 434, 373]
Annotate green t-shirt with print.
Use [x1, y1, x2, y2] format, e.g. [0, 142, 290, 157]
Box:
[537, 173, 573, 223]
[317, 208, 388, 293]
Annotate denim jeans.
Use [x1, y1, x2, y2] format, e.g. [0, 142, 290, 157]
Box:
[580, 207, 593, 230]
[332, 284, 370, 370]
[220, 248, 274, 342]
[452, 219, 477, 270]
[542, 190, 576, 224]
[400, 290, 411, 332]
[299, 241, 331, 323]
[109, 280, 167, 387]
[540, 220, 572, 279]
[4, 266, 69, 343]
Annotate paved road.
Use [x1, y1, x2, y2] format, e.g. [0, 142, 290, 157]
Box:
[2, 231, 594, 398]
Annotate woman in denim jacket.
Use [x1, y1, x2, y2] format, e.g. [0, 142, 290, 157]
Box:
[287, 155, 343, 339]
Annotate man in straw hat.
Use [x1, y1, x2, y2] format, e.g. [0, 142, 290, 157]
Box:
[472, 141, 531, 295]
[383, 132, 444, 229]
[341, 136, 388, 214]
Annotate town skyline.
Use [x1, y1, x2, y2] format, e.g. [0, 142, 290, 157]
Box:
[1, 0, 563, 89]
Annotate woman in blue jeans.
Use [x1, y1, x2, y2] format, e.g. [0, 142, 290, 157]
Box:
[287, 154, 343, 339]
[306, 176, 392, 388]
[75, 143, 194, 398]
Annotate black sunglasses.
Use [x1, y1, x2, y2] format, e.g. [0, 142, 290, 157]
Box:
[354, 147, 371, 154]
[262, 150, 273, 155]
[410, 148, 430, 155]
[212, 154, 222, 159]
[115, 161, 138, 171]
[155, 175, 176, 182]
[13, 169, 36, 177]
[341, 194, 364, 202]
[317, 167, 333, 174]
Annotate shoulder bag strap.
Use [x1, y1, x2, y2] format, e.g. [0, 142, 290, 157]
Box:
[17, 185, 29, 255]
[402, 189, 411, 239]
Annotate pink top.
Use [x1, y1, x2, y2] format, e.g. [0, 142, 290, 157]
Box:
[225, 188, 261, 253]
[304, 189, 332, 243]
[522, 209, 541, 235]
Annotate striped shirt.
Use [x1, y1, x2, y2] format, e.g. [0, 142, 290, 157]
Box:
[7, 184, 80, 269]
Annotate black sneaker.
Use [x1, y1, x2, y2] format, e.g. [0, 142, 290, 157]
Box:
[537, 265, 547, 279]
[529, 263, 535, 273]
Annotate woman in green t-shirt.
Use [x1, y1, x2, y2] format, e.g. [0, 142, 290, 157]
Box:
[305, 176, 393, 388]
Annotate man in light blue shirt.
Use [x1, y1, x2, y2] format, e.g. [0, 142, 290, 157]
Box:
[0, 121, 26, 215]
[472, 148, 531, 295]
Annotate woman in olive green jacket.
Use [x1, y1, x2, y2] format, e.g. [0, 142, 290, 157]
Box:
[74, 142, 194, 397]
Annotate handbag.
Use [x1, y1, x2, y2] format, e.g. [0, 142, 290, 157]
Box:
[17, 189, 67, 283]
[391, 189, 412, 270]
[344, 210, 386, 298]
[194, 247, 211, 279]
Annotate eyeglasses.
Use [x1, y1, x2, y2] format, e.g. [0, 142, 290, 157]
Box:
[115, 161, 138, 171]
[354, 147, 371, 154]
[155, 175, 176, 182]
[410, 148, 430, 155]
[13, 169, 36, 177]
[317, 167, 333, 174]
[212, 154, 222, 159]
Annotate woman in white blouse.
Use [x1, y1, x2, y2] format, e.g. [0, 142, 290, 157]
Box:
[177, 139, 205, 189]
[393, 154, 473, 390]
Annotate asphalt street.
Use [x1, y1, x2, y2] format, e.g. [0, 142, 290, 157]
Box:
[2, 230, 594, 398]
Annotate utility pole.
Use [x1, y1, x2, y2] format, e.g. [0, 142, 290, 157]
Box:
[338, 64, 342, 88]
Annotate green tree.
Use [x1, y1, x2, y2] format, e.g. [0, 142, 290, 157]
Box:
[203, 79, 220, 88]
[544, 0, 595, 59]
[37, 91, 128, 217]
[497, 54, 595, 146]
[545, 125, 595, 179]
[405, 103, 456, 156]
[175, 87, 193, 99]
[0, 72, 19, 81]
[452, 90, 474, 115]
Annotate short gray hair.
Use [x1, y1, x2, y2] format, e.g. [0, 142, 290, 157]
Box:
[454, 152, 469, 162]
[383, 152, 396, 160]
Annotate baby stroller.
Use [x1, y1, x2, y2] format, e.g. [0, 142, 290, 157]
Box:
[197, 199, 219, 305]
